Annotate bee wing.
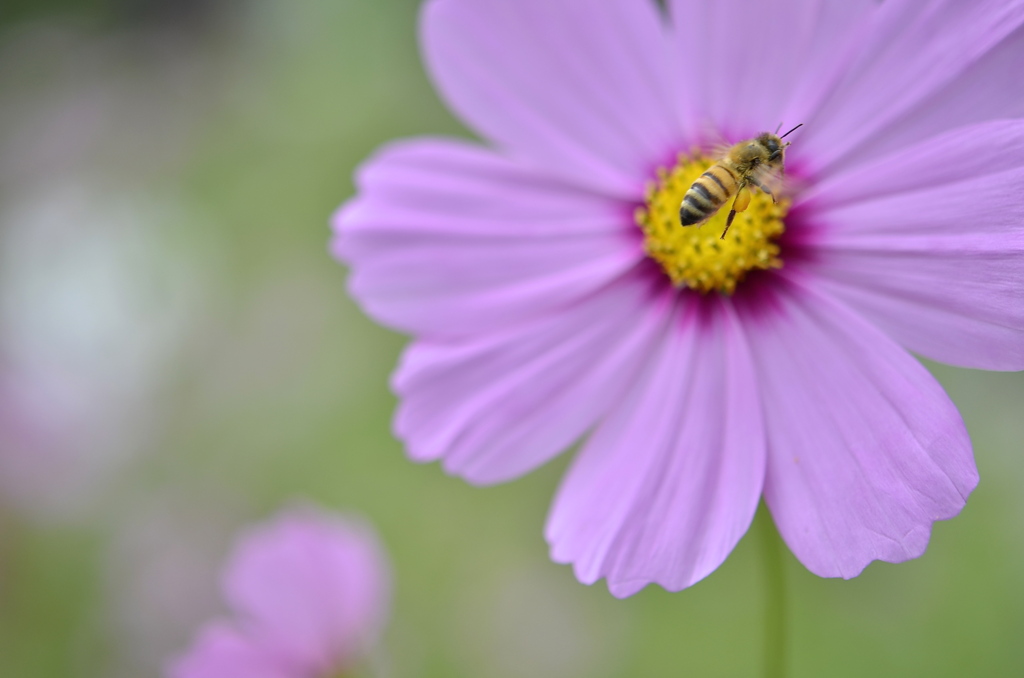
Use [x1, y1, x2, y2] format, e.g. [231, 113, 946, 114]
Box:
[687, 118, 733, 159]
[709, 141, 734, 161]
[748, 163, 808, 200]
[749, 163, 783, 194]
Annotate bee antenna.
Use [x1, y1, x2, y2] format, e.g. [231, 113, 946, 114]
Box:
[774, 122, 783, 135]
[779, 123, 803, 140]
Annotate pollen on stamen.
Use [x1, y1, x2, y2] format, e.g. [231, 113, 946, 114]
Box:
[636, 153, 787, 295]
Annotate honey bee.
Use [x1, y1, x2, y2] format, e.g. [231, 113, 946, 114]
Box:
[679, 124, 802, 239]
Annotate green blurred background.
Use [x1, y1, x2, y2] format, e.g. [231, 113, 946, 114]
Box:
[0, 1, 1022, 676]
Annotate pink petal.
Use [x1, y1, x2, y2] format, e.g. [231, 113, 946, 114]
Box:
[801, 119, 1024, 210]
[333, 138, 640, 338]
[798, 119, 1024, 370]
[668, 0, 877, 140]
[841, 22, 1024, 165]
[747, 277, 977, 579]
[420, 0, 680, 197]
[167, 622, 295, 678]
[222, 507, 390, 674]
[798, 0, 1024, 175]
[393, 271, 672, 485]
[546, 298, 766, 598]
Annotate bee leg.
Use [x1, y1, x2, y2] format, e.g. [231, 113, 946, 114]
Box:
[750, 176, 776, 204]
[721, 187, 751, 239]
[723, 210, 737, 238]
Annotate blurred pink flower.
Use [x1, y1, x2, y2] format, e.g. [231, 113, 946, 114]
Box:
[0, 186, 199, 522]
[333, 0, 1024, 596]
[168, 506, 390, 678]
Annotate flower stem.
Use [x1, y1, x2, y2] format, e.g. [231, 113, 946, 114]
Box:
[759, 507, 786, 678]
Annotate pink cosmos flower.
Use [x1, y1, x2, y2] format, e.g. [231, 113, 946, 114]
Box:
[333, 0, 1024, 597]
[168, 506, 390, 678]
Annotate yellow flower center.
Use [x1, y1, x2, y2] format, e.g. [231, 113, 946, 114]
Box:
[635, 153, 788, 295]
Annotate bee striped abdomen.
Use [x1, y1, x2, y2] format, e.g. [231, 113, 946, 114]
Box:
[679, 165, 737, 226]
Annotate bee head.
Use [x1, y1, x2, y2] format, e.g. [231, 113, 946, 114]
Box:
[756, 133, 785, 164]
[760, 123, 802, 163]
